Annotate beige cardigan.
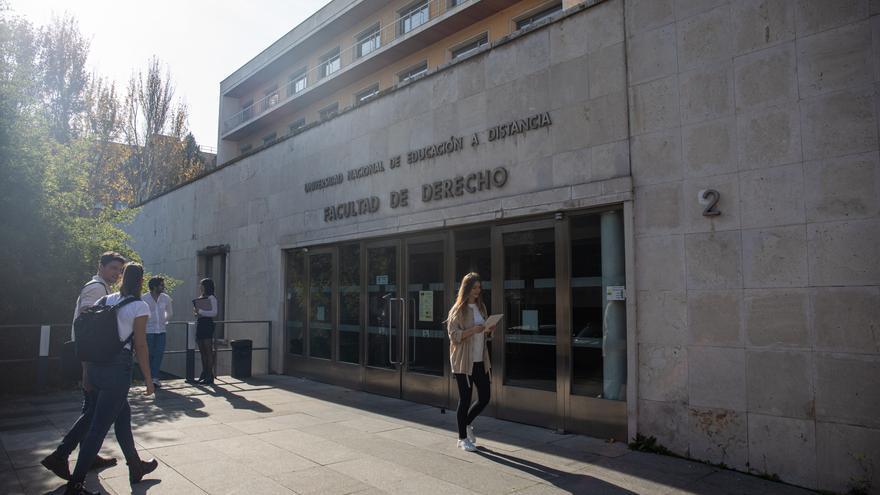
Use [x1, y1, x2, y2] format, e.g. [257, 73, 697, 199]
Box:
[447, 304, 491, 375]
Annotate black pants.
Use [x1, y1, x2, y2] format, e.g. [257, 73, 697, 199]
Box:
[454, 362, 490, 440]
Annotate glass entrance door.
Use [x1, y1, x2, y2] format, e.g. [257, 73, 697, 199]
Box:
[363, 241, 402, 397]
[401, 236, 448, 406]
[493, 220, 560, 429]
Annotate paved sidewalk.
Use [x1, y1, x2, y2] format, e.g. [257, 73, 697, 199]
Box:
[0, 375, 815, 494]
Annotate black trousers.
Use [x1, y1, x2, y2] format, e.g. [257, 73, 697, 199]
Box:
[454, 362, 490, 440]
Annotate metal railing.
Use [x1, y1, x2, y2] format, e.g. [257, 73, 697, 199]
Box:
[162, 320, 273, 381]
[223, 0, 474, 133]
[0, 319, 273, 394]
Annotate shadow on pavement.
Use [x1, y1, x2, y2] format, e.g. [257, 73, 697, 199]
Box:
[475, 446, 637, 494]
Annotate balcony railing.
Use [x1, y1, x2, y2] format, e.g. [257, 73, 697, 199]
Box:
[223, 0, 475, 134]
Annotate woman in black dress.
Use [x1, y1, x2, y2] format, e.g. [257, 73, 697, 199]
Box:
[194, 278, 218, 384]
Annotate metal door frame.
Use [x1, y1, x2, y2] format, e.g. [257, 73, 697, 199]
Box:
[400, 233, 449, 407]
[491, 218, 562, 431]
[363, 238, 404, 398]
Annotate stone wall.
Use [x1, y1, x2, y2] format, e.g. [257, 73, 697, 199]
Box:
[626, 0, 880, 492]
[126, 0, 880, 492]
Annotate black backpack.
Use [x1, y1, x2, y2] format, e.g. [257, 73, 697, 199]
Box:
[73, 295, 137, 363]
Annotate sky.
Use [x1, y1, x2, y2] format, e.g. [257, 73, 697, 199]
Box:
[7, 0, 330, 150]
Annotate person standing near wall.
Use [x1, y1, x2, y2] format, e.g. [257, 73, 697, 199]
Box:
[42, 252, 126, 480]
[193, 278, 218, 385]
[142, 276, 172, 389]
[64, 262, 158, 495]
[447, 272, 496, 452]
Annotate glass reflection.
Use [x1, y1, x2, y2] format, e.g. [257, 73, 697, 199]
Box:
[309, 253, 332, 359]
[503, 228, 556, 391]
[367, 245, 399, 368]
[285, 250, 306, 355]
[339, 244, 361, 364]
[407, 241, 444, 376]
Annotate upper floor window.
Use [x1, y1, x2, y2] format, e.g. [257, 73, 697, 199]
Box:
[263, 132, 277, 145]
[289, 118, 306, 134]
[354, 84, 380, 105]
[288, 68, 307, 96]
[319, 48, 341, 79]
[398, 61, 428, 84]
[515, 2, 563, 30]
[356, 24, 381, 58]
[263, 85, 279, 111]
[450, 32, 488, 60]
[239, 143, 253, 154]
[399, 1, 429, 35]
[319, 102, 339, 120]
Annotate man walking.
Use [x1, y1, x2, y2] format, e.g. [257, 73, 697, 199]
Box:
[41, 251, 126, 479]
[142, 276, 172, 388]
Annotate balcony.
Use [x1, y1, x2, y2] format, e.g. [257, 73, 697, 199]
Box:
[221, 0, 512, 140]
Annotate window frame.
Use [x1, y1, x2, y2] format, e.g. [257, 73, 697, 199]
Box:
[318, 102, 339, 120]
[262, 132, 277, 146]
[355, 24, 381, 59]
[354, 84, 380, 105]
[319, 48, 341, 79]
[288, 68, 308, 97]
[397, 60, 428, 84]
[263, 85, 279, 111]
[514, 1, 563, 30]
[449, 32, 489, 61]
[289, 118, 306, 134]
[398, 1, 430, 35]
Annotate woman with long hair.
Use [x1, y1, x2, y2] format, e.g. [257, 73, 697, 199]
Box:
[194, 278, 218, 384]
[65, 262, 158, 495]
[446, 272, 496, 452]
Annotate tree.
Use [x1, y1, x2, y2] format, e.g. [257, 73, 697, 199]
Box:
[38, 13, 90, 143]
[122, 56, 191, 203]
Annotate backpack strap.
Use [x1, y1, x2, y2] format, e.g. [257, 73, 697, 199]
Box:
[82, 279, 109, 296]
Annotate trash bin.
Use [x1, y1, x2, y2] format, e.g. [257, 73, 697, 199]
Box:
[230, 339, 253, 379]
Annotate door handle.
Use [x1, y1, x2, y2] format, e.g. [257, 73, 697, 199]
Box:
[409, 297, 417, 364]
[388, 296, 404, 365]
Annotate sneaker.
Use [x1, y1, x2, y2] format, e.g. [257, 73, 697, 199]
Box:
[41, 451, 70, 480]
[457, 438, 477, 452]
[152, 378, 161, 389]
[466, 425, 476, 444]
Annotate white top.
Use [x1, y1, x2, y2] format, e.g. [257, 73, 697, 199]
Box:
[142, 292, 173, 334]
[104, 293, 150, 350]
[71, 275, 110, 340]
[469, 304, 484, 363]
[197, 295, 218, 318]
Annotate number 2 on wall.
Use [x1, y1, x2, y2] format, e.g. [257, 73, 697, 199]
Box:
[700, 189, 721, 217]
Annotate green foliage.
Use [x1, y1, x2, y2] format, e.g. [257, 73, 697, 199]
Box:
[628, 434, 675, 456]
[0, 9, 183, 323]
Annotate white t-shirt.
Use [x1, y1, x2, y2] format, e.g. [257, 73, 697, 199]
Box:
[103, 293, 150, 349]
[470, 304, 485, 363]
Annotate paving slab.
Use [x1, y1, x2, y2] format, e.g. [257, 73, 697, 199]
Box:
[0, 376, 818, 494]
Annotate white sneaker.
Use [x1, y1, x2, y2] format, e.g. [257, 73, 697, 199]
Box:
[457, 438, 477, 452]
[466, 425, 476, 444]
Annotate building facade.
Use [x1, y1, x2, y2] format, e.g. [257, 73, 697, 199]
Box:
[128, 0, 880, 492]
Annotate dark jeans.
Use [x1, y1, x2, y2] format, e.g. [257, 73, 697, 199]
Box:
[146, 332, 166, 380]
[70, 350, 139, 483]
[454, 362, 490, 440]
[56, 387, 98, 458]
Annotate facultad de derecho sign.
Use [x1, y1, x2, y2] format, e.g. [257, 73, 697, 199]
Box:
[312, 111, 552, 223]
